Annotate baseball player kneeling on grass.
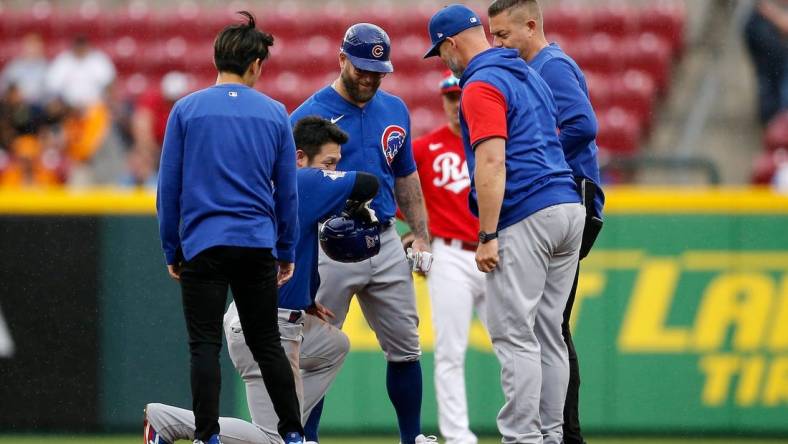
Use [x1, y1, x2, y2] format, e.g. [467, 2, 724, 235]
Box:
[425, 5, 585, 444]
[290, 23, 435, 444]
[410, 72, 487, 444]
[145, 116, 380, 444]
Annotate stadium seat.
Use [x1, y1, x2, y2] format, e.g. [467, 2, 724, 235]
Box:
[622, 33, 672, 93]
[607, 70, 657, 131]
[571, 33, 621, 76]
[100, 36, 141, 75]
[596, 107, 642, 154]
[543, 5, 590, 40]
[591, 4, 638, 38]
[54, 9, 107, 40]
[2, 9, 55, 40]
[104, 7, 155, 40]
[639, 1, 686, 56]
[584, 72, 613, 111]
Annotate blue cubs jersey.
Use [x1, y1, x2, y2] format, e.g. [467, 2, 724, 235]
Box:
[278, 168, 357, 310]
[290, 86, 416, 222]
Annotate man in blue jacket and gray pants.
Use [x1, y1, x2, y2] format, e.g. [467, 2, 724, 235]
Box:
[488, 2, 605, 443]
[157, 11, 304, 444]
[425, 4, 585, 444]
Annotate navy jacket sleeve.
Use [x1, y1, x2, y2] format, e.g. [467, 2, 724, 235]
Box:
[156, 104, 184, 265]
[540, 58, 598, 164]
[273, 110, 299, 263]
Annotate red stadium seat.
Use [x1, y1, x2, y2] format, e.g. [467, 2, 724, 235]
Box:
[54, 9, 108, 40]
[584, 72, 613, 111]
[596, 107, 642, 154]
[543, 5, 590, 40]
[765, 111, 788, 152]
[639, 1, 686, 56]
[570, 33, 621, 76]
[104, 8, 156, 41]
[607, 70, 657, 131]
[2, 8, 56, 40]
[622, 33, 672, 94]
[590, 4, 639, 38]
[100, 36, 141, 75]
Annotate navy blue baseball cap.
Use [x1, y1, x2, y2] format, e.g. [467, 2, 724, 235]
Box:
[424, 4, 483, 59]
[341, 23, 394, 73]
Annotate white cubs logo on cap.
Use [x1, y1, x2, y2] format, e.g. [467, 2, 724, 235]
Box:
[372, 44, 384, 58]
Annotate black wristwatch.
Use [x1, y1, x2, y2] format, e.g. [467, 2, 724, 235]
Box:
[478, 230, 498, 244]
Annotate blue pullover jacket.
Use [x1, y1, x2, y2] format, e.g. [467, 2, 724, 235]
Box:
[530, 43, 605, 217]
[157, 83, 298, 265]
[459, 48, 579, 231]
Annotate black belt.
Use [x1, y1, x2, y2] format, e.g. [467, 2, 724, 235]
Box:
[379, 219, 395, 233]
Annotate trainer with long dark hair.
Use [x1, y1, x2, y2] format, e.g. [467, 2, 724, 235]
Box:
[156, 11, 305, 444]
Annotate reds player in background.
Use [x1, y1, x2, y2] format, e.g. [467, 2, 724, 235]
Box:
[411, 72, 487, 444]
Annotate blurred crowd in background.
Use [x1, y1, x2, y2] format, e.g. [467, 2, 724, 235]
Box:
[0, 32, 188, 188]
[0, 0, 786, 190]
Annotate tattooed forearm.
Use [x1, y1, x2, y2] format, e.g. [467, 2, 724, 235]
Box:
[395, 172, 430, 241]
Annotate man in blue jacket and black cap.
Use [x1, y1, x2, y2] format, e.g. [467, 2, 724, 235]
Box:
[424, 5, 585, 444]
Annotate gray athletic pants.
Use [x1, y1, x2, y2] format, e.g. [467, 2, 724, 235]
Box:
[146, 306, 349, 444]
[486, 203, 585, 444]
[316, 226, 421, 362]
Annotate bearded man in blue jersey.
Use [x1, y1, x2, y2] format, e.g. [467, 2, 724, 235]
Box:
[291, 23, 435, 444]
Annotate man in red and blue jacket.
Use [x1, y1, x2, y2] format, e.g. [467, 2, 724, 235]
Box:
[425, 4, 585, 444]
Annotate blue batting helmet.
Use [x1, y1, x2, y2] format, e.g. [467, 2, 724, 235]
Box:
[340, 23, 394, 73]
[319, 214, 381, 263]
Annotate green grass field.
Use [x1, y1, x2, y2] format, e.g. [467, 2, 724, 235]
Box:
[0, 437, 786, 444]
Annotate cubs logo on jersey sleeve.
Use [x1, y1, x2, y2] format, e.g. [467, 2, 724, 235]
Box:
[381, 125, 406, 165]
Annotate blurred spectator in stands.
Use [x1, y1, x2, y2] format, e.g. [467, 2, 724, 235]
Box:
[744, 0, 788, 125]
[46, 35, 116, 109]
[118, 146, 157, 189]
[0, 83, 44, 151]
[0, 84, 67, 187]
[0, 34, 49, 105]
[43, 36, 117, 185]
[131, 71, 192, 154]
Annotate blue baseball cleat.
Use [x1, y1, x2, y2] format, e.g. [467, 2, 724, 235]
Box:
[284, 432, 305, 444]
[193, 434, 222, 444]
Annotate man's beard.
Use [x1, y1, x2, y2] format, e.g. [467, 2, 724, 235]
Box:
[447, 57, 465, 79]
[341, 69, 380, 104]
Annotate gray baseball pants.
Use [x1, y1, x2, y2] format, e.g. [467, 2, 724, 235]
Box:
[146, 307, 349, 444]
[486, 203, 584, 444]
[316, 226, 421, 362]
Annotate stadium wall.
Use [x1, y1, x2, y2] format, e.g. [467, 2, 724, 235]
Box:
[0, 188, 786, 434]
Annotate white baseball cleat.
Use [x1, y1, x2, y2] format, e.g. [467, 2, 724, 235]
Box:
[405, 435, 438, 444]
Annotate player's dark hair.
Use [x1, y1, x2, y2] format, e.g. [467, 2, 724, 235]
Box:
[293, 116, 350, 161]
[213, 11, 274, 76]
[488, 0, 541, 20]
